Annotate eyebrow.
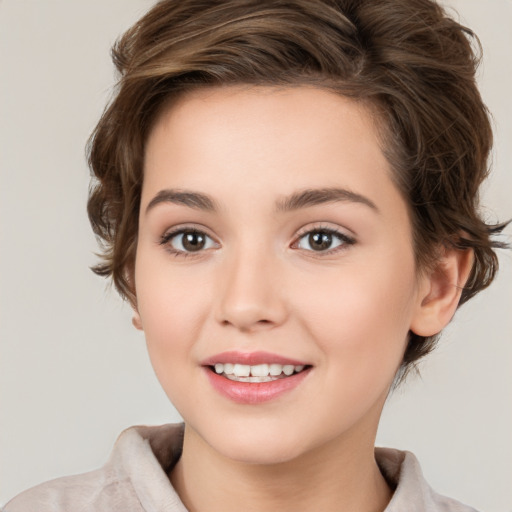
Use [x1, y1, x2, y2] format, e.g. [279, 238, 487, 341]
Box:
[146, 189, 218, 214]
[275, 187, 378, 213]
[145, 187, 378, 215]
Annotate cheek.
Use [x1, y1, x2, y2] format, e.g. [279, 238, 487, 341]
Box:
[136, 279, 210, 414]
[134, 256, 212, 378]
[294, 256, 417, 372]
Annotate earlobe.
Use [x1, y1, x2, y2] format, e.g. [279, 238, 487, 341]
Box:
[132, 310, 143, 330]
[410, 247, 474, 337]
[125, 265, 143, 330]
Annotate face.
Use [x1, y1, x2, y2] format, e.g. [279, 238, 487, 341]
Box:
[135, 86, 428, 464]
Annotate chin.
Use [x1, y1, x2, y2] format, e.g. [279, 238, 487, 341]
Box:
[217, 437, 309, 466]
[189, 416, 323, 466]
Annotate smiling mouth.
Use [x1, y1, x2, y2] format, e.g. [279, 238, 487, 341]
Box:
[209, 363, 310, 383]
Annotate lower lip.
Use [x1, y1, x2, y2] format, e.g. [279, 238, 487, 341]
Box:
[204, 367, 311, 404]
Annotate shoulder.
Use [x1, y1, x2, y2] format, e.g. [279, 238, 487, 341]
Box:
[376, 448, 479, 512]
[3, 467, 141, 512]
[3, 424, 185, 512]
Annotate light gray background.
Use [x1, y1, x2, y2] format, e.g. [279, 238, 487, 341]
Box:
[0, 1, 510, 510]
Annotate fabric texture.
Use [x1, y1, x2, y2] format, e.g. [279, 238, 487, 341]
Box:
[4, 423, 478, 512]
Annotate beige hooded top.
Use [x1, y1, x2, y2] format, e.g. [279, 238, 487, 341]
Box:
[4, 423, 478, 512]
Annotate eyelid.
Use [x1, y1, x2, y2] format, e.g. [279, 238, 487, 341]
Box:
[157, 222, 355, 257]
[159, 224, 220, 256]
[291, 224, 356, 254]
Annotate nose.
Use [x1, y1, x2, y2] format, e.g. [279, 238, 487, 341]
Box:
[215, 249, 288, 332]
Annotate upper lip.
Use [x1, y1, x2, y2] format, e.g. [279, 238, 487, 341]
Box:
[201, 351, 309, 367]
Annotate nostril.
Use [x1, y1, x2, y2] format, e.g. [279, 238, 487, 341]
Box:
[220, 317, 274, 331]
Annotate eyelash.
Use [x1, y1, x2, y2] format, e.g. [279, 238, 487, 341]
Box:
[292, 225, 356, 255]
[159, 227, 218, 257]
[159, 225, 356, 257]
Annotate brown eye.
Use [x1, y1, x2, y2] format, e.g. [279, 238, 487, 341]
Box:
[163, 229, 217, 254]
[295, 228, 353, 253]
[308, 231, 333, 251]
[182, 231, 206, 251]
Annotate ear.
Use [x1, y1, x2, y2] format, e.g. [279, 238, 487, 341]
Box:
[411, 247, 474, 337]
[132, 309, 143, 331]
[125, 263, 143, 330]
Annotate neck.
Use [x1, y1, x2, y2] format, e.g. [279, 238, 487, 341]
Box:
[170, 425, 392, 512]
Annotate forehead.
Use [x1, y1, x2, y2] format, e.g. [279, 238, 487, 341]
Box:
[145, 86, 384, 172]
[141, 85, 403, 219]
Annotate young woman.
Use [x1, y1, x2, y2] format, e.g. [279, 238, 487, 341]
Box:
[4, 1, 508, 511]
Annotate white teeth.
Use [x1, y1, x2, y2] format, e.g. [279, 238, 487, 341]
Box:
[250, 364, 270, 377]
[269, 364, 283, 376]
[283, 365, 294, 376]
[233, 364, 251, 377]
[226, 375, 275, 383]
[212, 362, 308, 380]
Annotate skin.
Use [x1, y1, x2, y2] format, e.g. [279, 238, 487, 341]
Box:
[133, 86, 472, 512]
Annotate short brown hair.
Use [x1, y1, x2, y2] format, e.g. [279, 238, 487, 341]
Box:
[87, 0, 507, 377]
